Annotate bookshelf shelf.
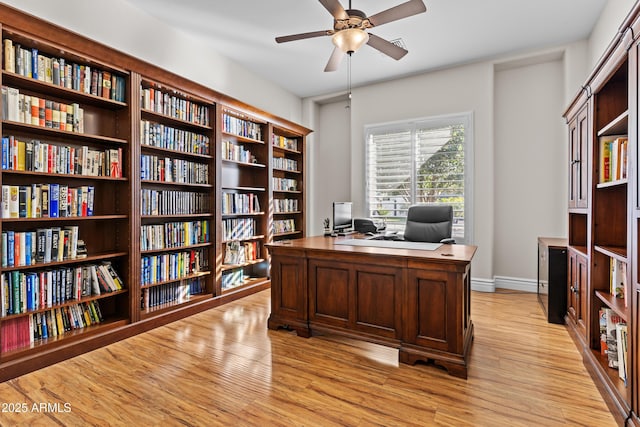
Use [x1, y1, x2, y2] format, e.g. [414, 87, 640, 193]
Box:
[140, 293, 210, 319]
[1, 215, 128, 223]
[140, 242, 213, 255]
[140, 271, 211, 289]
[273, 231, 301, 238]
[594, 245, 627, 261]
[222, 235, 266, 244]
[221, 185, 266, 192]
[1, 170, 129, 181]
[0, 317, 129, 363]
[274, 211, 302, 215]
[221, 159, 266, 168]
[140, 179, 213, 188]
[221, 258, 266, 271]
[2, 71, 128, 109]
[140, 144, 213, 160]
[597, 110, 629, 137]
[221, 276, 270, 294]
[1, 121, 129, 145]
[595, 290, 628, 321]
[141, 108, 213, 131]
[221, 132, 265, 145]
[1, 251, 128, 272]
[596, 179, 628, 189]
[221, 212, 265, 218]
[141, 213, 212, 220]
[0, 289, 128, 321]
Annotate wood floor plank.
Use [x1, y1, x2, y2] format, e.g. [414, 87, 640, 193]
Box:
[0, 289, 616, 426]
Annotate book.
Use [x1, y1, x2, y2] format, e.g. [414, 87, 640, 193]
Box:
[49, 183, 59, 218]
[616, 322, 628, 384]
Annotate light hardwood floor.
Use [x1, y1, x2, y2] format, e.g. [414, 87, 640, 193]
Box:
[0, 289, 616, 426]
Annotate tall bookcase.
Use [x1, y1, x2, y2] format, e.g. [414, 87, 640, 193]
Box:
[0, 26, 134, 362]
[0, 5, 311, 381]
[270, 125, 305, 242]
[217, 105, 270, 293]
[563, 5, 640, 423]
[138, 76, 215, 317]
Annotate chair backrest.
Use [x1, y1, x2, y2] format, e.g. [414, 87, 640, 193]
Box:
[403, 205, 453, 243]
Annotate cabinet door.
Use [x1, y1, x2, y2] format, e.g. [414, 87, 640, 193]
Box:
[567, 250, 587, 338]
[569, 105, 589, 209]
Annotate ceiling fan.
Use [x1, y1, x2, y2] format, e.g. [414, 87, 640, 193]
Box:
[275, 0, 427, 72]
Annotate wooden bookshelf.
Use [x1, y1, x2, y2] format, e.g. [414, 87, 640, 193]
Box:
[562, 6, 640, 423]
[270, 125, 306, 242]
[137, 76, 215, 316]
[217, 106, 270, 293]
[0, 4, 311, 382]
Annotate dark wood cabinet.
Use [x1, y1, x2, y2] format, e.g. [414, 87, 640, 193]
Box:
[568, 104, 590, 210]
[537, 237, 567, 324]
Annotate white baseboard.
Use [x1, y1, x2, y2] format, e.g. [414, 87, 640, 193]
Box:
[471, 277, 495, 292]
[471, 276, 537, 293]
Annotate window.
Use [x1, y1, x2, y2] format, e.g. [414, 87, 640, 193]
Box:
[365, 113, 472, 243]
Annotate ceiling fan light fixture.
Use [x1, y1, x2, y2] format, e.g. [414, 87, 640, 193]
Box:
[332, 28, 369, 54]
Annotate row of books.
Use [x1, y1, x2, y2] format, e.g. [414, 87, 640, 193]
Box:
[1, 225, 81, 268]
[222, 218, 257, 242]
[4, 39, 126, 102]
[140, 220, 210, 251]
[222, 140, 257, 164]
[273, 177, 298, 191]
[273, 198, 299, 213]
[610, 258, 627, 306]
[1, 184, 95, 219]
[140, 86, 210, 126]
[222, 112, 262, 141]
[221, 269, 247, 290]
[599, 136, 628, 183]
[0, 300, 103, 353]
[272, 135, 299, 151]
[222, 192, 261, 215]
[2, 136, 122, 178]
[141, 277, 205, 310]
[272, 156, 298, 171]
[140, 120, 210, 155]
[141, 189, 210, 216]
[140, 154, 209, 184]
[599, 307, 628, 384]
[2, 86, 85, 133]
[273, 219, 296, 234]
[141, 248, 208, 286]
[223, 240, 260, 266]
[1, 262, 123, 316]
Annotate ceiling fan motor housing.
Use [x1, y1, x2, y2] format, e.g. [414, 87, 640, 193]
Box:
[334, 9, 372, 31]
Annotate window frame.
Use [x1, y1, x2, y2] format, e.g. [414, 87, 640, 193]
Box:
[364, 112, 474, 244]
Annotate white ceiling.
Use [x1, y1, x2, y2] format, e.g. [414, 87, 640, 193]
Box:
[123, 0, 608, 98]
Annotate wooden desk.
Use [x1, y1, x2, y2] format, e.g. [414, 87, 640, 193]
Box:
[267, 236, 477, 378]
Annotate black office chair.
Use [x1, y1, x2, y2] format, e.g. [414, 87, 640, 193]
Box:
[402, 205, 455, 244]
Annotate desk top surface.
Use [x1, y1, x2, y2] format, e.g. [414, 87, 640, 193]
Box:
[267, 235, 477, 263]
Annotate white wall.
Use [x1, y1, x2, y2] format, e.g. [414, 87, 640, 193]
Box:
[309, 99, 351, 234]
[493, 59, 567, 282]
[347, 62, 496, 280]
[588, 0, 636, 70]
[3, 0, 302, 122]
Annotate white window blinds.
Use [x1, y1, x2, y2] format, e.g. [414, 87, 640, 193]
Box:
[365, 113, 471, 242]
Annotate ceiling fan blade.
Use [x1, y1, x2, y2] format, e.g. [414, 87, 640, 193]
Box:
[367, 0, 427, 27]
[275, 30, 330, 43]
[366, 33, 408, 60]
[319, 0, 349, 20]
[324, 47, 346, 72]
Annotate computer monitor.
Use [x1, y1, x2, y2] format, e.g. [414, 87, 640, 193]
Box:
[332, 202, 353, 233]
